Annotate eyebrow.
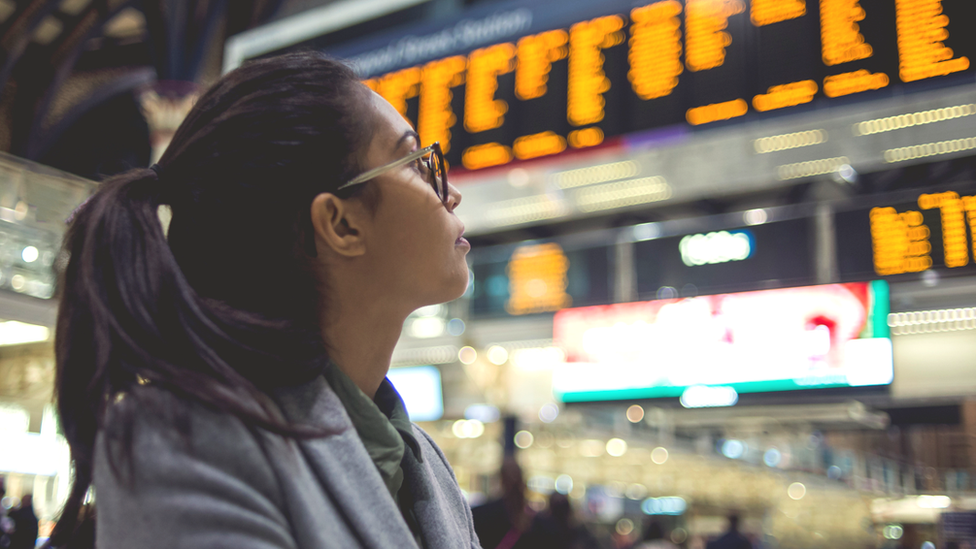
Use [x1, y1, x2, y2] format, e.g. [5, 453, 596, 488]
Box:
[395, 130, 420, 152]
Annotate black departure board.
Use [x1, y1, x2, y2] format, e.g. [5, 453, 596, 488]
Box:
[837, 184, 976, 281]
[470, 243, 611, 318]
[634, 218, 817, 298]
[340, 0, 975, 173]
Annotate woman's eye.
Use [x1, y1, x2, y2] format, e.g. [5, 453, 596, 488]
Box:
[415, 158, 431, 175]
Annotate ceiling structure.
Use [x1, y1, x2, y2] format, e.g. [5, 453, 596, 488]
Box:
[0, 0, 295, 179]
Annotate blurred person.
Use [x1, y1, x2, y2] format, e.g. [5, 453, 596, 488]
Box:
[472, 457, 543, 549]
[51, 52, 476, 549]
[705, 515, 752, 549]
[0, 476, 11, 548]
[9, 494, 37, 549]
[537, 492, 600, 549]
[632, 520, 678, 549]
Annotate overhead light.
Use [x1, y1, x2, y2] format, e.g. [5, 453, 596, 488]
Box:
[574, 176, 671, 212]
[777, 156, 850, 180]
[884, 136, 976, 163]
[0, 321, 50, 346]
[485, 195, 569, 227]
[743, 208, 768, 225]
[390, 345, 459, 366]
[854, 104, 976, 136]
[549, 161, 640, 189]
[888, 308, 976, 335]
[21, 246, 39, 263]
[753, 129, 827, 153]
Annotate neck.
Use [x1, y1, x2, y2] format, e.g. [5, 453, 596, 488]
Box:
[320, 285, 408, 399]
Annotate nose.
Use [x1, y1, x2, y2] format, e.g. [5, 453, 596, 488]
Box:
[446, 182, 462, 212]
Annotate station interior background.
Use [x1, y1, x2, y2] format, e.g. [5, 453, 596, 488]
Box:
[1, 0, 976, 547]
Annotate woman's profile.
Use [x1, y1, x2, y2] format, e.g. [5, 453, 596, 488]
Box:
[51, 51, 478, 549]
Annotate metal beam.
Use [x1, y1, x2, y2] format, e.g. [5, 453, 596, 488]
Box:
[0, 0, 63, 95]
[29, 67, 155, 159]
[21, 0, 137, 159]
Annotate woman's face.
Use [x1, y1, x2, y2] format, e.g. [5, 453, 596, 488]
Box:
[355, 90, 470, 307]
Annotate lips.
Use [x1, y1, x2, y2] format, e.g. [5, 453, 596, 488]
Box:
[455, 226, 469, 248]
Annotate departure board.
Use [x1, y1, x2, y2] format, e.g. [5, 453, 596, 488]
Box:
[635, 218, 817, 298]
[347, 0, 975, 173]
[836, 185, 976, 281]
[470, 244, 611, 318]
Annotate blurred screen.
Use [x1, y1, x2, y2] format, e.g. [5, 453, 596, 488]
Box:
[635, 218, 816, 298]
[470, 243, 611, 317]
[387, 365, 444, 421]
[552, 280, 892, 402]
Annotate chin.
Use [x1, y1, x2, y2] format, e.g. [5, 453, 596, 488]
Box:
[431, 268, 470, 304]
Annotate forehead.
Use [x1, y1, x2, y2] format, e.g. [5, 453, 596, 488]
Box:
[367, 90, 415, 148]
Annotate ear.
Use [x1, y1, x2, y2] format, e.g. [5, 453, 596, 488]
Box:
[310, 193, 368, 257]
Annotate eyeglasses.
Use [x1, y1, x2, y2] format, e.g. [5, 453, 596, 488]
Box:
[336, 142, 448, 203]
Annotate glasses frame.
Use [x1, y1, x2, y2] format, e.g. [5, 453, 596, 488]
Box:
[336, 142, 448, 203]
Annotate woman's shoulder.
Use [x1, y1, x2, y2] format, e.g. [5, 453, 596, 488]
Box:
[96, 384, 285, 503]
[93, 385, 299, 548]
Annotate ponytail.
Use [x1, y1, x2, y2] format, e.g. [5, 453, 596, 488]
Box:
[50, 166, 328, 546]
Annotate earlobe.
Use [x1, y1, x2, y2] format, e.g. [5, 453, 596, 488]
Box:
[310, 193, 367, 257]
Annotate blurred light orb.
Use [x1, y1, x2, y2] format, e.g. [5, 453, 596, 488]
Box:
[882, 525, 904, 540]
[606, 438, 628, 457]
[921, 542, 935, 549]
[763, 448, 782, 467]
[837, 163, 857, 183]
[651, 447, 669, 464]
[539, 403, 559, 423]
[626, 404, 644, 423]
[452, 419, 485, 439]
[554, 474, 573, 494]
[788, 482, 806, 500]
[744, 208, 768, 225]
[447, 318, 466, 336]
[10, 275, 25, 291]
[487, 345, 509, 365]
[671, 528, 688, 544]
[21, 246, 38, 263]
[514, 430, 534, 449]
[827, 465, 843, 479]
[458, 346, 478, 364]
[625, 484, 648, 500]
[642, 497, 687, 516]
[656, 286, 677, 299]
[615, 518, 635, 536]
[722, 440, 745, 459]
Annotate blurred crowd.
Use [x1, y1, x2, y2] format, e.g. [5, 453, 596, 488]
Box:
[0, 478, 38, 549]
[471, 458, 754, 549]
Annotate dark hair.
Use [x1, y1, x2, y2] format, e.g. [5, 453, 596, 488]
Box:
[51, 51, 374, 546]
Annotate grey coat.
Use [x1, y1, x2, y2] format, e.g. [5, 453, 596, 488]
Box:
[93, 375, 482, 549]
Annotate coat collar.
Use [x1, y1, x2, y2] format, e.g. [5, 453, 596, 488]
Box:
[271, 373, 420, 549]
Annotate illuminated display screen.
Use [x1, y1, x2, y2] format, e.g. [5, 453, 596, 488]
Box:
[386, 365, 444, 421]
[312, 0, 976, 173]
[635, 218, 816, 298]
[837, 186, 976, 280]
[470, 243, 611, 318]
[552, 280, 892, 403]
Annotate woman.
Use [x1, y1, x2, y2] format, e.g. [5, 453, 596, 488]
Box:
[52, 52, 478, 549]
